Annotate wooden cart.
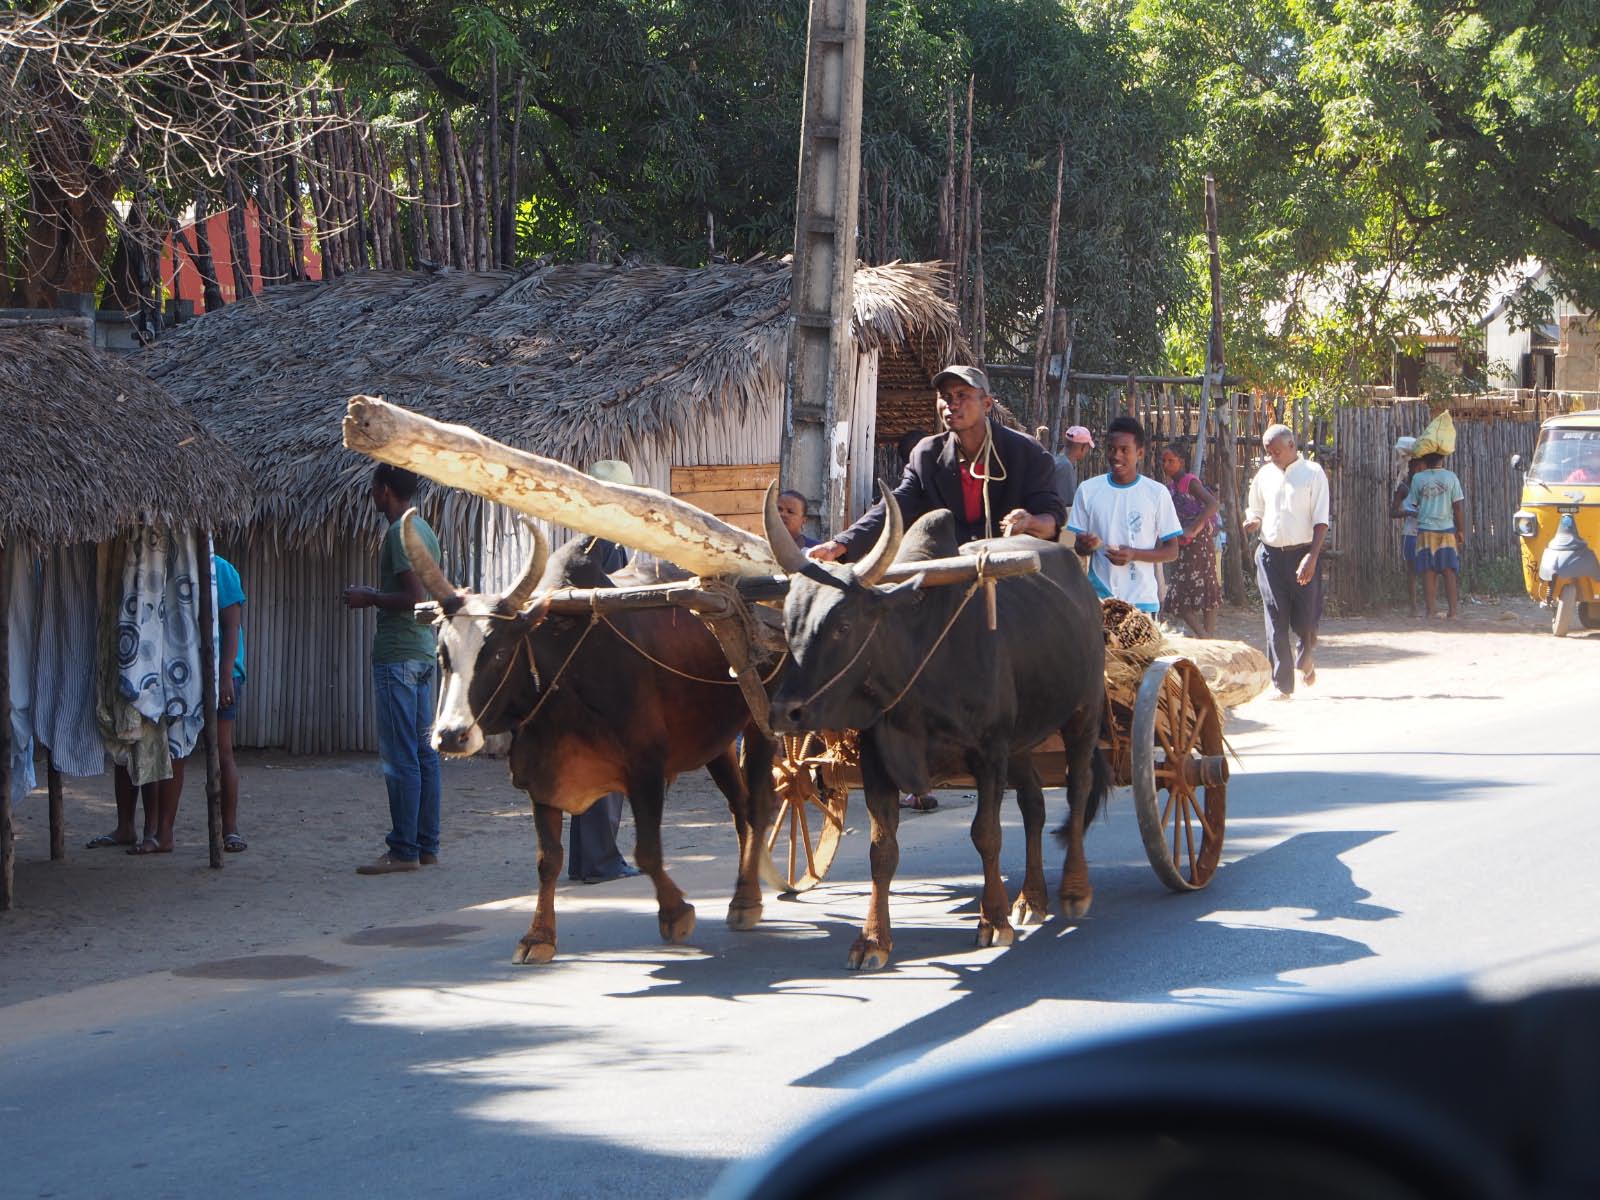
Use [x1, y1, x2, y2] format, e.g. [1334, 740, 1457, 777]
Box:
[764, 654, 1229, 895]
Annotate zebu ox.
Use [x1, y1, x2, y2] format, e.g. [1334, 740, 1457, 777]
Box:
[763, 488, 1109, 970]
[398, 512, 774, 964]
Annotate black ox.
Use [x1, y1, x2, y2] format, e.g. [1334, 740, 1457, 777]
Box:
[400, 512, 774, 964]
[764, 486, 1109, 970]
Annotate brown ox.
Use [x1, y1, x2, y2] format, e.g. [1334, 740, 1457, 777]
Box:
[400, 512, 774, 963]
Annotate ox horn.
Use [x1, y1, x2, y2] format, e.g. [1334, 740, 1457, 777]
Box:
[399, 508, 459, 604]
[762, 482, 813, 574]
[498, 519, 550, 613]
[851, 481, 903, 587]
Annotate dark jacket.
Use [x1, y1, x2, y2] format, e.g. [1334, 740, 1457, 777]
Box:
[834, 419, 1067, 561]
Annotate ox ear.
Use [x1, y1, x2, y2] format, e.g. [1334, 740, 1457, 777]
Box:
[874, 574, 925, 608]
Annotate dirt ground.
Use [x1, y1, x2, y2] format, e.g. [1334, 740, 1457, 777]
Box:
[0, 590, 1587, 1008]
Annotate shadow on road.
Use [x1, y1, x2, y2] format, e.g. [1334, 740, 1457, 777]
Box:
[600, 824, 1400, 1089]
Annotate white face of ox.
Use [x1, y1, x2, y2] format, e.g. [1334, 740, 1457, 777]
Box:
[430, 593, 509, 758]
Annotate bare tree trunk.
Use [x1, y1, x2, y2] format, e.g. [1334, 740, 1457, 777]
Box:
[470, 132, 488, 269]
[404, 133, 426, 268]
[955, 76, 974, 321]
[191, 192, 226, 311]
[972, 186, 985, 363]
[1030, 142, 1066, 426]
[284, 154, 306, 281]
[415, 120, 444, 265]
[438, 111, 467, 268]
[488, 49, 503, 268]
[224, 170, 253, 300]
[505, 75, 525, 267]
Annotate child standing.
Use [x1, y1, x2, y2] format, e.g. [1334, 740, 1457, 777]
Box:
[1405, 451, 1466, 620]
[1389, 437, 1422, 615]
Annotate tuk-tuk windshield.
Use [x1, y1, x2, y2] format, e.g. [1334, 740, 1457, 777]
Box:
[1529, 427, 1600, 484]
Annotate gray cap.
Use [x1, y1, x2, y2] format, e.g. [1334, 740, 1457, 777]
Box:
[932, 364, 990, 393]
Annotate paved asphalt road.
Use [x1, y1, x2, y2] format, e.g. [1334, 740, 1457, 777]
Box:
[5, 656, 1599, 1199]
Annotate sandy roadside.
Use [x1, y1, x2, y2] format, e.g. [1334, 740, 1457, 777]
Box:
[0, 592, 1586, 1008]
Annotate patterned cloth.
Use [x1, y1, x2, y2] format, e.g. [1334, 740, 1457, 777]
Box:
[1165, 474, 1221, 613]
[98, 528, 205, 785]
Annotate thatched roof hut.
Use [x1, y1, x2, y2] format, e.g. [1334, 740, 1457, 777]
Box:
[140, 260, 962, 753]
[143, 259, 961, 548]
[0, 326, 252, 908]
[0, 327, 251, 543]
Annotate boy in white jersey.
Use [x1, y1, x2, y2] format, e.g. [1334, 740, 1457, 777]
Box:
[1068, 415, 1182, 612]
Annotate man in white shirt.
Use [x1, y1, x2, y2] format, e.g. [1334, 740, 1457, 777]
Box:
[1243, 424, 1329, 698]
[1068, 415, 1183, 613]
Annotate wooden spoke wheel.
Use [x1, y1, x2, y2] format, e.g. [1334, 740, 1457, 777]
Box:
[1130, 656, 1228, 891]
[763, 731, 853, 893]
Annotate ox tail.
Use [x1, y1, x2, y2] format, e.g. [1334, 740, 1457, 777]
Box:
[1053, 740, 1111, 845]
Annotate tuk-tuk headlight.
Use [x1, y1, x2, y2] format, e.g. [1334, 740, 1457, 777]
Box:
[1514, 511, 1539, 538]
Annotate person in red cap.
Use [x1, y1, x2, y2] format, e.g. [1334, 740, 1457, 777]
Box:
[808, 365, 1065, 563]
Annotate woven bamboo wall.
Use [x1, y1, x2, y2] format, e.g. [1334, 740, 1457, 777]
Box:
[1329, 405, 1540, 610]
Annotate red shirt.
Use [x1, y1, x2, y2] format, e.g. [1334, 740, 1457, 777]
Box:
[958, 462, 985, 525]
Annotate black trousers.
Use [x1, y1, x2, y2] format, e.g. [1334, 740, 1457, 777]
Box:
[568, 792, 629, 881]
[1256, 542, 1323, 694]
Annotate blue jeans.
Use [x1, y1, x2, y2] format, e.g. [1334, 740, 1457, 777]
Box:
[373, 660, 442, 861]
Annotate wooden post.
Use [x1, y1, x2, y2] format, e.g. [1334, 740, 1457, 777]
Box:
[1218, 390, 1250, 604]
[1, 546, 12, 911]
[195, 535, 224, 869]
[1048, 314, 1076, 451]
[47, 764, 62, 861]
[1195, 175, 1224, 478]
[781, 0, 867, 538]
[1031, 142, 1066, 429]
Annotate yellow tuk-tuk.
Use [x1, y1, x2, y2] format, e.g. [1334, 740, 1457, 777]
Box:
[1514, 409, 1600, 636]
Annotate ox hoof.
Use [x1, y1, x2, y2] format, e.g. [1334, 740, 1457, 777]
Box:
[513, 939, 557, 965]
[659, 904, 697, 944]
[846, 938, 891, 971]
[1059, 889, 1094, 920]
[975, 920, 1015, 949]
[725, 902, 763, 931]
[1010, 895, 1049, 926]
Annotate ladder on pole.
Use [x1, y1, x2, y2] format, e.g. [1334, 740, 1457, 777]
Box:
[781, 0, 867, 539]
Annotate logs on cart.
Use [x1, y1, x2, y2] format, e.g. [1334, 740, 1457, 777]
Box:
[1099, 599, 1271, 709]
[342, 395, 780, 578]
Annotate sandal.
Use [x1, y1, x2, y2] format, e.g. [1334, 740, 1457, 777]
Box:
[85, 833, 135, 850]
[126, 837, 171, 856]
[224, 833, 248, 853]
[898, 793, 938, 812]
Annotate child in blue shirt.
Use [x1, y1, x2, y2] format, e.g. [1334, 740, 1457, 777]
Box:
[1404, 453, 1465, 619]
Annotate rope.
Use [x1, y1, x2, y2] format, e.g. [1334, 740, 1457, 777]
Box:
[798, 548, 994, 715]
[596, 611, 788, 686]
[516, 604, 601, 729]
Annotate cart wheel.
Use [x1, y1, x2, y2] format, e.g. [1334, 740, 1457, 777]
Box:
[1131, 656, 1228, 891]
[1552, 582, 1578, 637]
[762, 731, 851, 893]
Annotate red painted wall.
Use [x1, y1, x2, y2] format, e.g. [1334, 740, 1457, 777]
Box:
[160, 204, 323, 310]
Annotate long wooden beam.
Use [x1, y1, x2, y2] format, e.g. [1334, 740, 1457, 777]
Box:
[343, 396, 780, 578]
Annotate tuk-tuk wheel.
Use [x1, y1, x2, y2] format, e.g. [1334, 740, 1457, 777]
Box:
[1552, 583, 1578, 637]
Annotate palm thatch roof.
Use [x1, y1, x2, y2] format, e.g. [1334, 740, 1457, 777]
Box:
[141, 260, 963, 548]
[0, 327, 252, 546]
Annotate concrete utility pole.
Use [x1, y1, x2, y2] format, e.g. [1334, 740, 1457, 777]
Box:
[781, 0, 867, 538]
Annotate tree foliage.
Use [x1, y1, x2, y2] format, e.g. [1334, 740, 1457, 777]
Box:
[1135, 0, 1600, 396]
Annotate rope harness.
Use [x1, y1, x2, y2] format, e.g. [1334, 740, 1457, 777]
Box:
[456, 590, 786, 735]
[795, 547, 994, 716]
